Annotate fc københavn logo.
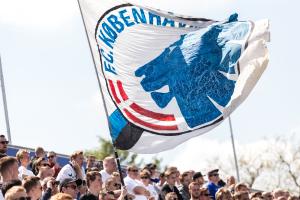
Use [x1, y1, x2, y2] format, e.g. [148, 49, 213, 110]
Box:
[95, 5, 251, 135]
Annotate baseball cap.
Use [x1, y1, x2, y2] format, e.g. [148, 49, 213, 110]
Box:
[59, 178, 82, 191]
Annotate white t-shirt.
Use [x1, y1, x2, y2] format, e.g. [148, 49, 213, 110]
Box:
[143, 184, 159, 200]
[100, 170, 112, 183]
[124, 176, 147, 200]
[56, 164, 76, 182]
[18, 166, 34, 180]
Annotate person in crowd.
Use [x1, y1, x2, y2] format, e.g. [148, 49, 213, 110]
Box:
[22, 176, 42, 200]
[50, 193, 73, 200]
[0, 156, 19, 183]
[1, 179, 22, 197]
[0, 156, 19, 199]
[0, 135, 8, 158]
[4, 186, 28, 200]
[38, 166, 55, 181]
[140, 170, 159, 200]
[250, 192, 262, 200]
[234, 183, 249, 193]
[80, 171, 102, 200]
[143, 164, 160, 184]
[233, 191, 249, 200]
[47, 151, 61, 178]
[273, 189, 287, 200]
[199, 188, 211, 200]
[288, 196, 300, 200]
[192, 172, 205, 187]
[59, 178, 82, 199]
[226, 176, 236, 187]
[156, 172, 166, 190]
[161, 169, 183, 200]
[112, 172, 122, 185]
[29, 147, 46, 175]
[216, 188, 233, 200]
[166, 167, 181, 187]
[188, 182, 201, 200]
[124, 165, 151, 200]
[165, 192, 179, 200]
[100, 190, 116, 200]
[41, 176, 59, 200]
[34, 157, 54, 179]
[16, 149, 34, 180]
[207, 169, 222, 200]
[56, 150, 85, 182]
[105, 177, 121, 192]
[85, 155, 96, 173]
[78, 180, 88, 199]
[100, 156, 117, 183]
[262, 192, 272, 200]
[177, 171, 191, 200]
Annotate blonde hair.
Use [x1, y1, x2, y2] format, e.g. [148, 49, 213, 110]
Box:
[16, 149, 29, 162]
[50, 193, 73, 200]
[5, 186, 26, 200]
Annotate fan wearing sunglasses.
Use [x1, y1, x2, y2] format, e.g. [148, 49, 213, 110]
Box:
[124, 165, 151, 200]
[0, 135, 9, 157]
[47, 151, 61, 178]
[4, 186, 30, 200]
[140, 170, 158, 200]
[59, 178, 82, 199]
[207, 169, 222, 200]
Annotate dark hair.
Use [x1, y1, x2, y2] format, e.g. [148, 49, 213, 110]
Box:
[1, 179, 22, 196]
[22, 176, 41, 193]
[179, 171, 190, 183]
[86, 171, 101, 187]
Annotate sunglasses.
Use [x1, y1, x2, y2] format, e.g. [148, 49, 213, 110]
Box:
[48, 155, 55, 158]
[0, 141, 9, 145]
[114, 183, 121, 187]
[130, 169, 138, 172]
[210, 174, 219, 177]
[41, 163, 51, 167]
[14, 197, 31, 200]
[141, 177, 149, 179]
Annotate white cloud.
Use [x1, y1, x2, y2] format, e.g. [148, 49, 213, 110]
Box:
[0, 0, 78, 29]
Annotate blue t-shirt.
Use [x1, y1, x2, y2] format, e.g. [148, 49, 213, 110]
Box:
[207, 182, 221, 200]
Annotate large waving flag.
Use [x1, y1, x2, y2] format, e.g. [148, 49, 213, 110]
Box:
[79, 0, 270, 153]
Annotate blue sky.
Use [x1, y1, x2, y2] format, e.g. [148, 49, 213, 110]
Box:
[0, 0, 300, 169]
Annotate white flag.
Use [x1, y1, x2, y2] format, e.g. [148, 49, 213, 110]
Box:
[79, 0, 270, 153]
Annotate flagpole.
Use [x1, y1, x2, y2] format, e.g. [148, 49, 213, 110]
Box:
[228, 116, 240, 182]
[0, 55, 12, 144]
[76, 0, 127, 189]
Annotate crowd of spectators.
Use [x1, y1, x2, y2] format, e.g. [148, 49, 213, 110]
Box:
[0, 135, 299, 200]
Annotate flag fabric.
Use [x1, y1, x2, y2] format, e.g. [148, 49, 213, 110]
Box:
[79, 0, 270, 153]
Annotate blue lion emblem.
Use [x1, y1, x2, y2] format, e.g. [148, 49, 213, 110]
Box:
[135, 15, 250, 128]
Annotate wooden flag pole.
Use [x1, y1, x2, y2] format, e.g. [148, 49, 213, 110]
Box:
[0, 55, 12, 144]
[76, 0, 128, 193]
